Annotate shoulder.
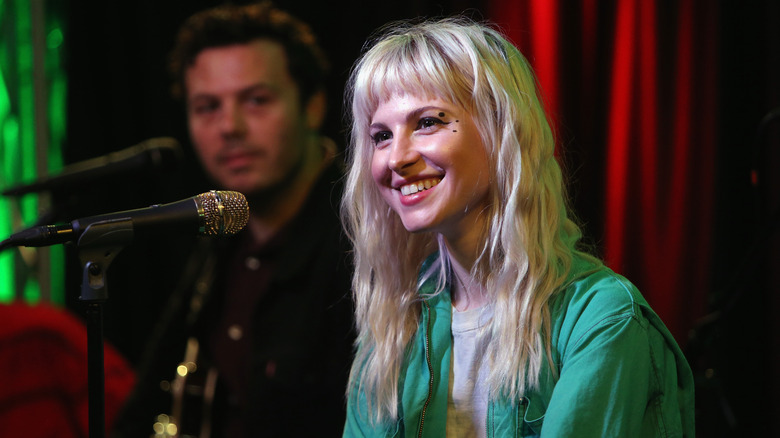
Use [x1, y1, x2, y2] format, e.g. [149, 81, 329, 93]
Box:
[536, 256, 695, 437]
[549, 256, 654, 352]
[554, 256, 647, 323]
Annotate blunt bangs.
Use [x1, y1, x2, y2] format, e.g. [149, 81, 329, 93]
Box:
[352, 26, 479, 126]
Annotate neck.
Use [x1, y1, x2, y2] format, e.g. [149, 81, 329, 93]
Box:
[447, 245, 488, 312]
[442, 213, 487, 305]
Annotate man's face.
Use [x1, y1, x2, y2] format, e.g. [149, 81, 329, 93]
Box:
[184, 40, 312, 196]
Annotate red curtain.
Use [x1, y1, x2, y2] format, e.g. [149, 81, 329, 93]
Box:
[486, 0, 717, 346]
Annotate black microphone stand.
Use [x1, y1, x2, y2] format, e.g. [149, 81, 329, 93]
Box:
[76, 218, 134, 438]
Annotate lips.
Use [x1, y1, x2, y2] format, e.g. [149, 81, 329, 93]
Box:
[217, 150, 262, 169]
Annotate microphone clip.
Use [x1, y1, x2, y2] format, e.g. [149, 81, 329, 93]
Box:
[77, 217, 135, 302]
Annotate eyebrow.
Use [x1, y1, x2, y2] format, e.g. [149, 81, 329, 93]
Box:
[188, 82, 277, 101]
[369, 105, 447, 130]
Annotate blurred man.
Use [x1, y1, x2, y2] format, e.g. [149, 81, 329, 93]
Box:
[113, 3, 354, 437]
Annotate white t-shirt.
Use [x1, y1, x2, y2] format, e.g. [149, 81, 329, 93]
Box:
[446, 304, 493, 438]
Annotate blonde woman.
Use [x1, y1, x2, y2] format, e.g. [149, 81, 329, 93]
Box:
[341, 17, 695, 438]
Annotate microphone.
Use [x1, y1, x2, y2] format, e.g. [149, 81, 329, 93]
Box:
[1, 137, 182, 197]
[0, 190, 249, 249]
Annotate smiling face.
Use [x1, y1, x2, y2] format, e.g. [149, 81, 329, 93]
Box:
[185, 39, 320, 197]
[369, 94, 492, 242]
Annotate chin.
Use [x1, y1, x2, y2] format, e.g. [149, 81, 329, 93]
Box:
[215, 176, 262, 194]
[399, 218, 437, 234]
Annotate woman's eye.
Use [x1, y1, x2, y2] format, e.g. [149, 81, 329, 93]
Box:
[371, 131, 392, 145]
[417, 117, 445, 130]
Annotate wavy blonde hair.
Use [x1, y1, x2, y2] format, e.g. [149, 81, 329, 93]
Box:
[341, 17, 593, 424]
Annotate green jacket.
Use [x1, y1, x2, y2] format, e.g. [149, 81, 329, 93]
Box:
[344, 254, 695, 437]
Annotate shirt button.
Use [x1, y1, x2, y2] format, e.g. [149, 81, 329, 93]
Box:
[228, 324, 243, 340]
[245, 257, 261, 270]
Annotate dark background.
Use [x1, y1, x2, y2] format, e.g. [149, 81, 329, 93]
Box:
[58, 1, 777, 436]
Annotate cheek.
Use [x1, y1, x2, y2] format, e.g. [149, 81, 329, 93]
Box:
[188, 120, 213, 149]
[369, 150, 387, 187]
[249, 109, 297, 152]
[369, 151, 398, 208]
[189, 133, 219, 167]
[462, 127, 491, 183]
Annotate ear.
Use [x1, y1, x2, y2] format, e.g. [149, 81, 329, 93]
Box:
[304, 90, 327, 131]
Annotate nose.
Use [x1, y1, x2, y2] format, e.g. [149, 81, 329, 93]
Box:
[387, 136, 420, 174]
[219, 102, 247, 138]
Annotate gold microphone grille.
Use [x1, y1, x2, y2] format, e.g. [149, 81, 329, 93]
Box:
[195, 190, 249, 236]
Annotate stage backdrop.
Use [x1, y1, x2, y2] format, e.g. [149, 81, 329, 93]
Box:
[487, 0, 718, 345]
[485, 1, 779, 435]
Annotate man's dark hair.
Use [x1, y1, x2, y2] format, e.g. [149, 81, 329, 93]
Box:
[169, 1, 329, 104]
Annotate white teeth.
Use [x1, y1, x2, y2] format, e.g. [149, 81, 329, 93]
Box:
[400, 178, 441, 196]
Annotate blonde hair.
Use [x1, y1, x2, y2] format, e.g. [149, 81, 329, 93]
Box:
[341, 17, 593, 424]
